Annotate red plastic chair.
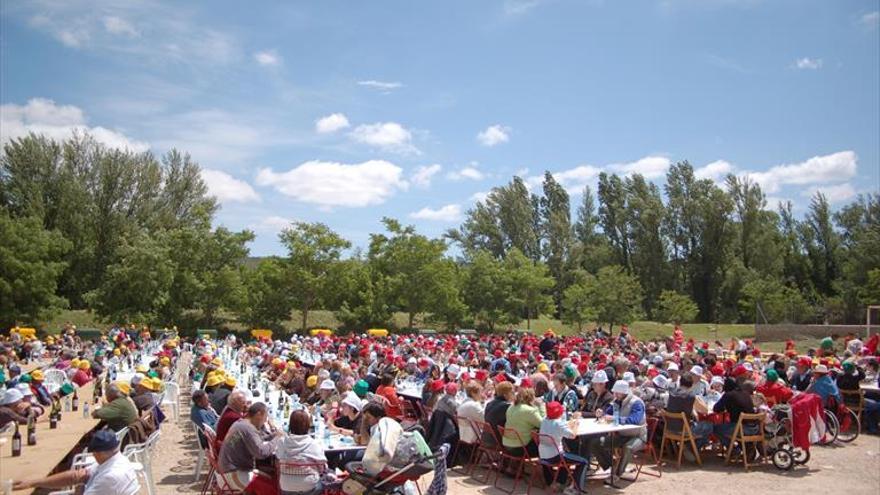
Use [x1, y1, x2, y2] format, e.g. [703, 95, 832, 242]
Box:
[452, 416, 481, 474]
[201, 425, 243, 495]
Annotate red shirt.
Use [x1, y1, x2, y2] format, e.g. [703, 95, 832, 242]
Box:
[71, 370, 92, 387]
[215, 407, 245, 444]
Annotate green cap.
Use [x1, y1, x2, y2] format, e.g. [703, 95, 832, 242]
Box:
[20, 374, 32, 383]
[820, 337, 833, 350]
[765, 369, 779, 382]
[564, 365, 578, 379]
[353, 379, 369, 398]
[842, 361, 855, 373]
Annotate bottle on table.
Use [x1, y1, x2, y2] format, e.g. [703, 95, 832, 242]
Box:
[83, 401, 90, 419]
[71, 390, 79, 412]
[26, 415, 36, 446]
[612, 402, 620, 426]
[11, 424, 21, 457]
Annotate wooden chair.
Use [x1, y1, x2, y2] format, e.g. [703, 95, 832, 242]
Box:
[658, 410, 702, 468]
[724, 413, 767, 470]
[841, 389, 865, 424]
[631, 416, 662, 481]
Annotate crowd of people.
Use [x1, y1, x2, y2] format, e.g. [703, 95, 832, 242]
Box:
[188, 326, 880, 495]
[1, 323, 878, 495]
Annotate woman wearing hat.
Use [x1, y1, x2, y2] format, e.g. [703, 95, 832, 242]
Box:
[806, 364, 842, 407]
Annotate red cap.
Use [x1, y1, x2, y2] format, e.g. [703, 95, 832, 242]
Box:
[475, 370, 489, 381]
[546, 401, 564, 420]
[445, 383, 459, 396]
[520, 377, 533, 388]
[731, 365, 748, 377]
[493, 373, 508, 383]
[430, 380, 445, 392]
[494, 349, 503, 358]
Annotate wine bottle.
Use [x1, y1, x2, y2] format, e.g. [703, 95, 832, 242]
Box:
[11, 424, 21, 457]
[26, 415, 36, 446]
[71, 390, 79, 411]
[49, 412, 58, 429]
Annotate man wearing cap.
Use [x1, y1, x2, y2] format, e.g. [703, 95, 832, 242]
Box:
[131, 377, 158, 413]
[29, 369, 53, 406]
[581, 370, 613, 418]
[13, 429, 140, 495]
[93, 382, 138, 431]
[790, 357, 813, 392]
[72, 360, 93, 387]
[589, 380, 647, 483]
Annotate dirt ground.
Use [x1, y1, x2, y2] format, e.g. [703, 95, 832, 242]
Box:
[150, 354, 880, 495]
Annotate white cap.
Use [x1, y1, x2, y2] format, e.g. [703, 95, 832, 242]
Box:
[652, 375, 670, 389]
[341, 391, 363, 412]
[611, 380, 630, 395]
[131, 374, 144, 386]
[319, 379, 336, 391]
[623, 372, 635, 383]
[690, 366, 704, 376]
[743, 362, 754, 371]
[667, 362, 679, 372]
[710, 376, 724, 386]
[652, 355, 663, 365]
[0, 388, 24, 405]
[592, 370, 608, 383]
[447, 364, 461, 376]
[407, 357, 417, 365]
[15, 383, 33, 397]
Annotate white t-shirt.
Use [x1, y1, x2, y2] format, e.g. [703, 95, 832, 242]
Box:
[456, 398, 485, 443]
[83, 452, 140, 495]
[538, 418, 575, 460]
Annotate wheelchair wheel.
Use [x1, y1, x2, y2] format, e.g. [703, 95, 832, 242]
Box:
[772, 448, 795, 471]
[836, 409, 860, 443]
[818, 410, 839, 445]
[792, 448, 810, 465]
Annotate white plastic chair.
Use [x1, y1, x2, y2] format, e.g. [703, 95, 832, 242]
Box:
[115, 426, 130, 445]
[192, 422, 209, 482]
[124, 431, 160, 495]
[161, 382, 180, 420]
[43, 369, 67, 393]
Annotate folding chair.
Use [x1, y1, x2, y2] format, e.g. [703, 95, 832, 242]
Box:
[452, 416, 481, 474]
[527, 432, 588, 495]
[469, 420, 504, 482]
[658, 410, 702, 468]
[276, 460, 328, 494]
[494, 427, 537, 495]
[724, 413, 767, 470]
[631, 416, 662, 481]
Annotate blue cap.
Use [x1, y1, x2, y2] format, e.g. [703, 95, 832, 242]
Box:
[88, 429, 120, 452]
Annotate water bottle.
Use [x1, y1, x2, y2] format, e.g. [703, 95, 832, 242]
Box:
[83, 401, 90, 419]
[612, 402, 620, 426]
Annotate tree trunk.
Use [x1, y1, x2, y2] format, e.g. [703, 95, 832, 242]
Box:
[527, 308, 531, 330]
[301, 306, 309, 334]
[408, 312, 415, 330]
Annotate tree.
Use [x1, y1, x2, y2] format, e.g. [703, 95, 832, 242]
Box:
[625, 174, 668, 318]
[597, 173, 631, 269]
[501, 248, 554, 329]
[0, 211, 70, 329]
[540, 172, 573, 312]
[561, 270, 599, 332]
[462, 251, 510, 331]
[279, 222, 351, 333]
[739, 276, 813, 324]
[591, 265, 644, 330]
[86, 232, 173, 324]
[333, 259, 394, 331]
[801, 193, 840, 297]
[655, 290, 698, 325]
[237, 258, 296, 330]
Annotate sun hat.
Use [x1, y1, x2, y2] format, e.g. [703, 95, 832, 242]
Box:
[206, 374, 224, 387]
[114, 381, 132, 395]
[341, 392, 363, 412]
[0, 388, 23, 405]
[78, 360, 91, 369]
[15, 383, 33, 397]
[537, 363, 550, 373]
[131, 374, 144, 386]
[546, 401, 564, 420]
[225, 377, 237, 387]
[353, 379, 370, 397]
[445, 382, 459, 396]
[710, 375, 724, 386]
[622, 372, 635, 383]
[813, 364, 829, 374]
[690, 366, 704, 376]
[447, 364, 461, 376]
[88, 429, 119, 452]
[667, 362, 679, 372]
[611, 380, 630, 395]
[319, 379, 335, 391]
[592, 370, 609, 384]
[652, 375, 669, 389]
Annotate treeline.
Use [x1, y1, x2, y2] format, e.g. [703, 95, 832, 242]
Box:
[1, 133, 878, 332]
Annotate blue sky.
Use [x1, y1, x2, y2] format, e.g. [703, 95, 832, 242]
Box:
[2, 0, 878, 256]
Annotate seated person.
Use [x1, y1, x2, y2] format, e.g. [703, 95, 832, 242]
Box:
[217, 402, 283, 491]
[374, 374, 403, 418]
[277, 410, 329, 495]
[352, 402, 404, 476]
[328, 392, 366, 468]
[456, 381, 486, 444]
[13, 429, 140, 495]
[92, 382, 138, 432]
[216, 391, 248, 443]
[581, 370, 612, 417]
[587, 381, 647, 484]
[190, 389, 219, 448]
[483, 381, 514, 446]
[503, 388, 545, 458]
[712, 378, 757, 446]
[0, 388, 34, 429]
[666, 374, 713, 450]
[806, 365, 842, 407]
[756, 369, 793, 406]
[538, 401, 583, 494]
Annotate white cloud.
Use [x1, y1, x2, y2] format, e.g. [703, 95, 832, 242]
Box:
[411, 164, 442, 188]
[254, 50, 281, 66]
[610, 156, 671, 179]
[258, 216, 295, 233]
[533, 165, 603, 193]
[410, 204, 463, 222]
[800, 183, 858, 204]
[748, 151, 857, 193]
[448, 166, 485, 181]
[860, 11, 879, 28]
[200, 169, 260, 204]
[794, 57, 823, 70]
[315, 113, 350, 134]
[349, 122, 418, 154]
[695, 160, 734, 182]
[470, 191, 490, 203]
[102, 16, 137, 37]
[477, 125, 511, 147]
[255, 160, 408, 208]
[357, 80, 403, 91]
[504, 0, 542, 15]
[0, 97, 149, 152]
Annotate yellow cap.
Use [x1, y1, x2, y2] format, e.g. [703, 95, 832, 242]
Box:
[113, 349, 121, 356]
[160, 357, 170, 365]
[306, 375, 318, 388]
[537, 363, 550, 373]
[211, 357, 222, 366]
[114, 381, 132, 396]
[150, 378, 164, 392]
[79, 360, 91, 370]
[136, 364, 148, 373]
[31, 370, 44, 381]
[272, 358, 282, 365]
[206, 374, 224, 387]
[225, 377, 237, 387]
[71, 358, 81, 368]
